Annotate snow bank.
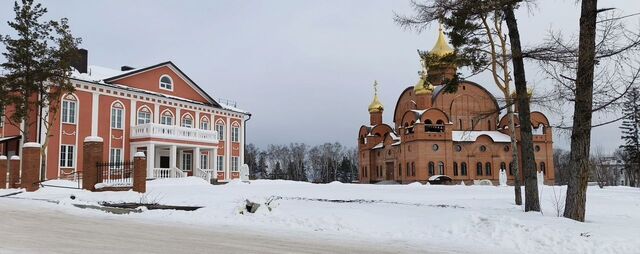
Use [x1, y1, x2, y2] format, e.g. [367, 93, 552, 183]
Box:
[6, 178, 640, 254]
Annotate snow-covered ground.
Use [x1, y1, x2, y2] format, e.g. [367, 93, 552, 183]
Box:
[1, 178, 639, 254]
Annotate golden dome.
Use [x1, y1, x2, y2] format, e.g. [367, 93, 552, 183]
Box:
[430, 24, 454, 57]
[368, 80, 384, 113]
[414, 76, 434, 95]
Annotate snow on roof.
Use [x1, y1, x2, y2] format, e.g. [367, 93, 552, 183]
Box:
[372, 142, 384, 149]
[452, 131, 512, 143]
[70, 65, 250, 115]
[389, 132, 400, 141]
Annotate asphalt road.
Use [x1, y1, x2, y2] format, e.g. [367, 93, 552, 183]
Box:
[0, 198, 426, 254]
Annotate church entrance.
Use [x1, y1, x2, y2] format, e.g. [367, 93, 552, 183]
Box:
[385, 162, 395, 181]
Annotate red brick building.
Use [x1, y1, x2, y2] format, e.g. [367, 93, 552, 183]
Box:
[0, 50, 250, 182]
[358, 29, 554, 185]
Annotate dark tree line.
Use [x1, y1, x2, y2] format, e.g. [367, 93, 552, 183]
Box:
[245, 143, 359, 183]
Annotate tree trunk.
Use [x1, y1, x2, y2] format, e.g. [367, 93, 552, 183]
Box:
[564, 0, 598, 222]
[503, 5, 540, 212]
[507, 105, 522, 205]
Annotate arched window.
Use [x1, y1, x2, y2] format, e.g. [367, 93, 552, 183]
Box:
[159, 75, 173, 91]
[461, 162, 468, 176]
[453, 162, 459, 176]
[411, 162, 415, 176]
[61, 94, 78, 124]
[436, 120, 444, 125]
[199, 116, 210, 130]
[160, 110, 174, 125]
[111, 102, 124, 129]
[438, 161, 445, 175]
[500, 162, 506, 172]
[428, 161, 435, 176]
[137, 106, 152, 125]
[476, 162, 483, 176]
[540, 162, 546, 174]
[231, 122, 240, 142]
[485, 162, 492, 176]
[181, 114, 194, 128]
[406, 162, 410, 176]
[215, 120, 225, 141]
[425, 119, 433, 125]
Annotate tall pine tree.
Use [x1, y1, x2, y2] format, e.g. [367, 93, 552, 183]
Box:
[620, 87, 640, 186]
[1, 0, 81, 179]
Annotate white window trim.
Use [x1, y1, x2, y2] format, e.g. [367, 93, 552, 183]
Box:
[231, 123, 240, 142]
[61, 97, 78, 125]
[217, 156, 224, 172]
[199, 116, 210, 130]
[159, 75, 174, 91]
[137, 106, 153, 125]
[59, 145, 75, 168]
[181, 113, 194, 128]
[160, 110, 174, 125]
[231, 156, 239, 172]
[215, 120, 225, 141]
[111, 101, 125, 130]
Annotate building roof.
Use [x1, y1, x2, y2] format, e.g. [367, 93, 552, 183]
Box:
[70, 63, 250, 115]
[452, 131, 512, 143]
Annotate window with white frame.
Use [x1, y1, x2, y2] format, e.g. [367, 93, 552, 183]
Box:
[110, 148, 123, 165]
[215, 122, 225, 141]
[159, 75, 173, 91]
[200, 117, 210, 130]
[137, 107, 152, 125]
[61, 96, 77, 124]
[231, 125, 240, 142]
[181, 114, 193, 128]
[182, 153, 192, 171]
[232, 157, 239, 172]
[160, 111, 174, 125]
[111, 102, 124, 129]
[200, 154, 209, 169]
[217, 156, 224, 172]
[59, 145, 75, 168]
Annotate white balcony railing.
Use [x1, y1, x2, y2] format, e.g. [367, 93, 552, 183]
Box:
[131, 123, 218, 144]
[152, 167, 187, 179]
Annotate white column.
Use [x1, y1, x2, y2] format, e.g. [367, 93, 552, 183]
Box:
[226, 117, 231, 180]
[153, 104, 160, 124]
[170, 145, 177, 169]
[195, 111, 200, 129]
[194, 147, 201, 170]
[239, 120, 245, 165]
[91, 93, 99, 136]
[130, 100, 137, 127]
[175, 108, 181, 126]
[212, 148, 218, 172]
[147, 143, 155, 176]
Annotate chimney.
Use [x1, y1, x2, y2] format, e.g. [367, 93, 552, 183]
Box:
[121, 66, 135, 71]
[71, 48, 88, 74]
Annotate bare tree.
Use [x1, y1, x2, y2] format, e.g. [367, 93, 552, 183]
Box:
[524, 0, 640, 221]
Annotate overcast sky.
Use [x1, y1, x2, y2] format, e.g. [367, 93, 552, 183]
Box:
[1, 0, 639, 154]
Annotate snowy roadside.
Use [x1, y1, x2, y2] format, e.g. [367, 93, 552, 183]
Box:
[1, 178, 639, 254]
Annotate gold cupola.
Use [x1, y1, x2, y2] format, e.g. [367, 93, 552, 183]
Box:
[368, 80, 384, 113]
[414, 57, 435, 95]
[430, 24, 454, 57]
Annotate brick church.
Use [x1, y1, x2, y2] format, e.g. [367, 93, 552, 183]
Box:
[357, 28, 554, 185]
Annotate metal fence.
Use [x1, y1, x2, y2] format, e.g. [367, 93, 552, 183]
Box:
[97, 161, 134, 187]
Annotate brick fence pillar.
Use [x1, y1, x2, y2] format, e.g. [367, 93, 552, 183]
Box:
[82, 137, 104, 191]
[21, 143, 42, 192]
[0, 156, 7, 189]
[133, 152, 147, 193]
[9, 156, 20, 188]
